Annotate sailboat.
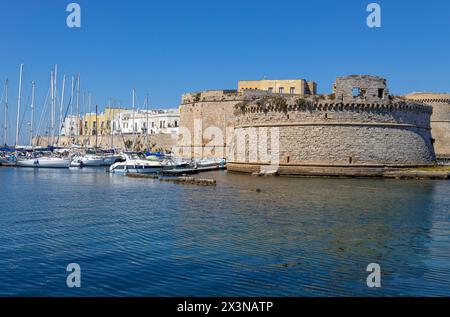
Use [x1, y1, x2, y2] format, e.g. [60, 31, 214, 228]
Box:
[16, 155, 71, 168]
[16, 66, 71, 169]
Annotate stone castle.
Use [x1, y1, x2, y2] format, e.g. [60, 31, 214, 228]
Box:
[404, 92, 450, 159]
[176, 75, 446, 176]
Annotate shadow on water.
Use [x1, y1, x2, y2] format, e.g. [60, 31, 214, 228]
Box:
[0, 168, 448, 296]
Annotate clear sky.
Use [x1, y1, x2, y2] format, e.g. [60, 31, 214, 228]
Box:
[0, 0, 449, 144]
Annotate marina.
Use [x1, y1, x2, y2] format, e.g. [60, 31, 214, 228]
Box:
[1, 0, 450, 301]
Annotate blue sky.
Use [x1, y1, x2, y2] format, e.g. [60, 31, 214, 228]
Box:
[0, 0, 449, 144]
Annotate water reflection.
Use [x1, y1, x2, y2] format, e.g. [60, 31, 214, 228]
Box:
[0, 168, 448, 296]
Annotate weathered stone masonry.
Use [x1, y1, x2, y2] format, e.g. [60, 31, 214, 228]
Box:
[227, 76, 436, 176]
[176, 90, 270, 158]
[404, 92, 450, 159]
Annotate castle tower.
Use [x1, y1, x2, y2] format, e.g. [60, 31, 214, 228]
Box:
[404, 93, 450, 159]
[227, 75, 436, 176]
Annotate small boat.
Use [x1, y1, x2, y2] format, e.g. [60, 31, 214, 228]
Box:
[193, 158, 226, 169]
[16, 156, 71, 168]
[71, 154, 122, 167]
[109, 153, 162, 174]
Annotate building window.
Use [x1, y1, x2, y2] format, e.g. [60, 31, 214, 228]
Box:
[378, 88, 384, 98]
[268, 87, 273, 93]
[290, 87, 295, 94]
[175, 121, 178, 127]
[352, 88, 360, 97]
[279, 87, 284, 94]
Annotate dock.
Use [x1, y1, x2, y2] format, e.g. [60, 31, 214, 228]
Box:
[160, 177, 216, 186]
[161, 165, 225, 176]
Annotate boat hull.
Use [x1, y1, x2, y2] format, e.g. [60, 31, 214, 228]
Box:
[78, 155, 122, 167]
[16, 158, 71, 168]
[110, 165, 162, 174]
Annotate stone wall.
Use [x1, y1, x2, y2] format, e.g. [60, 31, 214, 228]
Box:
[227, 77, 436, 176]
[334, 75, 389, 103]
[404, 93, 450, 158]
[176, 90, 271, 158]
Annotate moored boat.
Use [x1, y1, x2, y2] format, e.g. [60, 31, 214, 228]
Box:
[16, 157, 71, 168]
[109, 153, 162, 174]
[72, 154, 123, 167]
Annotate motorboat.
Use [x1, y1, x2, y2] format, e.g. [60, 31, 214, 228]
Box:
[109, 153, 162, 174]
[0, 154, 15, 166]
[193, 158, 226, 169]
[71, 154, 122, 167]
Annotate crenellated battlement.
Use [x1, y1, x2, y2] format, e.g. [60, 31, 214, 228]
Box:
[404, 93, 450, 104]
[234, 95, 433, 116]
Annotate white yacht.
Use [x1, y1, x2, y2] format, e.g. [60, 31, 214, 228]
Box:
[71, 154, 122, 167]
[109, 153, 162, 174]
[16, 156, 71, 168]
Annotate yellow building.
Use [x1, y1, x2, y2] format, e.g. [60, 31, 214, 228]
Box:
[82, 107, 125, 136]
[238, 78, 317, 95]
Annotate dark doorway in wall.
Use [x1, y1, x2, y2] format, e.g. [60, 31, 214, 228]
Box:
[349, 157, 353, 164]
[378, 88, 384, 98]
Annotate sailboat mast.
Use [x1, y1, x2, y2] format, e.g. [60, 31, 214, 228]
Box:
[110, 100, 114, 149]
[70, 77, 74, 117]
[69, 76, 74, 138]
[58, 75, 66, 146]
[53, 65, 57, 146]
[15, 63, 24, 147]
[30, 81, 35, 147]
[75, 74, 80, 142]
[50, 71, 55, 147]
[88, 92, 92, 145]
[95, 104, 98, 149]
[132, 88, 135, 151]
[3, 79, 8, 146]
[145, 93, 149, 151]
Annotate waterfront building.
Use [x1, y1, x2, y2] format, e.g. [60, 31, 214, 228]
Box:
[81, 107, 126, 136]
[61, 115, 81, 137]
[112, 109, 179, 135]
[238, 78, 317, 95]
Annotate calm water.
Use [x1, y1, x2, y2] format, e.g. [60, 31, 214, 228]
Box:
[0, 167, 449, 296]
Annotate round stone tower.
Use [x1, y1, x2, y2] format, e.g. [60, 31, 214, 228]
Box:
[227, 75, 436, 176]
[404, 92, 450, 159]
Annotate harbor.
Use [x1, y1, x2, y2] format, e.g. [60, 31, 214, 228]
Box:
[1, 0, 450, 301]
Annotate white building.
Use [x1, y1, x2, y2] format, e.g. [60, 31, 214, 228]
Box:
[61, 115, 81, 136]
[112, 109, 179, 135]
